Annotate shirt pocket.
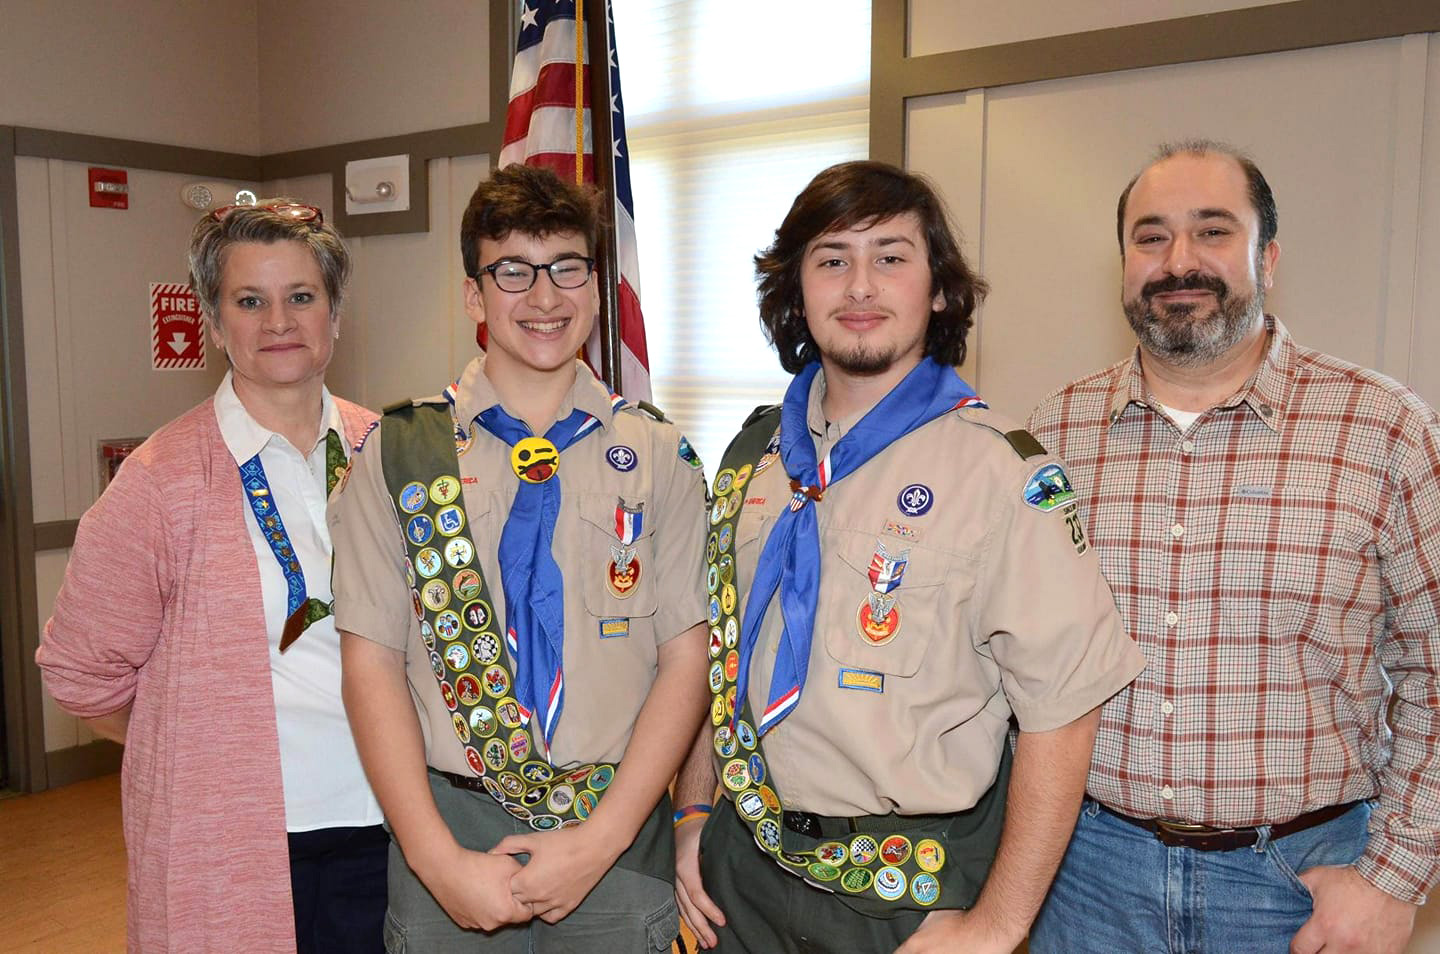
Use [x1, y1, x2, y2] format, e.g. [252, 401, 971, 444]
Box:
[820, 528, 976, 677]
[578, 492, 659, 619]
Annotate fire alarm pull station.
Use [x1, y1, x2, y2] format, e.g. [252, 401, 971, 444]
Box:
[89, 167, 129, 209]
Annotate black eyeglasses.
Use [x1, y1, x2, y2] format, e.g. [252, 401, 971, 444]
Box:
[210, 202, 324, 224]
[477, 257, 596, 293]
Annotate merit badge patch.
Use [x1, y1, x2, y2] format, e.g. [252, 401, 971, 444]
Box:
[399, 481, 428, 514]
[896, 483, 933, 517]
[1023, 462, 1077, 512]
[838, 668, 885, 693]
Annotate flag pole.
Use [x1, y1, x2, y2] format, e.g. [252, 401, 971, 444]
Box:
[584, 0, 623, 395]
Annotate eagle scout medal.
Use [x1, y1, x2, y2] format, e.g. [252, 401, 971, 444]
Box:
[381, 399, 625, 835]
[607, 499, 643, 598]
[511, 436, 559, 483]
[859, 541, 906, 645]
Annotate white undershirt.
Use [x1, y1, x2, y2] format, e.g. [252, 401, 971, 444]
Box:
[214, 373, 383, 832]
[1158, 403, 1204, 432]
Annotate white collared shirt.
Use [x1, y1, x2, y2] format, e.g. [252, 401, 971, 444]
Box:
[214, 373, 382, 831]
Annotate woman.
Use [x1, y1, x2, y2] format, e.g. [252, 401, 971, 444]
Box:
[36, 200, 386, 954]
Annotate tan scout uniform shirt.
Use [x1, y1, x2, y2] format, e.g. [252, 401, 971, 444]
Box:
[330, 356, 708, 773]
[734, 370, 1146, 816]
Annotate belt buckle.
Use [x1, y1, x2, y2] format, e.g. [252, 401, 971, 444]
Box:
[783, 810, 823, 838]
[1154, 819, 1217, 837]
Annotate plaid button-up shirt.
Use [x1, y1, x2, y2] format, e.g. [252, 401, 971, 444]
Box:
[1029, 318, 1440, 903]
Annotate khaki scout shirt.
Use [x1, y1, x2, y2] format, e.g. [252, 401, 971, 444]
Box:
[734, 370, 1145, 816]
[330, 356, 708, 773]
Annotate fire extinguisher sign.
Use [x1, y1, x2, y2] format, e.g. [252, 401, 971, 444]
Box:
[151, 283, 205, 370]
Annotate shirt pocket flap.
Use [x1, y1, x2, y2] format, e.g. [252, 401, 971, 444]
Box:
[578, 492, 655, 540]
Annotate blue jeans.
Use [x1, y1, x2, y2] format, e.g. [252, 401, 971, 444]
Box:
[1030, 800, 1370, 954]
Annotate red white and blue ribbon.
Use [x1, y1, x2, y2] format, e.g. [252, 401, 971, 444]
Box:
[614, 500, 643, 546]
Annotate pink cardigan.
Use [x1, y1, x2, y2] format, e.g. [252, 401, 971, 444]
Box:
[36, 395, 378, 954]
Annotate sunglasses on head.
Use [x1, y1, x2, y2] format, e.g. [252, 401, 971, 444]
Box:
[209, 202, 324, 224]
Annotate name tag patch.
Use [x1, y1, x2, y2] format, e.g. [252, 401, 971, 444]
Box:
[838, 668, 885, 693]
[599, 617, 630, 639]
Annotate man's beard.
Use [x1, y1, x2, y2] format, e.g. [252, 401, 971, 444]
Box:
[825, 341, 900, 376]
[1123, 269, 1264, 367]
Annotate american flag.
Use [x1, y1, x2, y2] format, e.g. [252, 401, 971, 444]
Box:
[498, 0, 652, 402]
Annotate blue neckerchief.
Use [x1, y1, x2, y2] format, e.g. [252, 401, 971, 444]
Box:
[474, 402, 605, 752]
[239, 454, 307, 617]
[733, 358, 981, 736]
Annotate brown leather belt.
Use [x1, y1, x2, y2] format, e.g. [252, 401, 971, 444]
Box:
[1097, 800, 1359, 851]
[434, 769, 489, 793]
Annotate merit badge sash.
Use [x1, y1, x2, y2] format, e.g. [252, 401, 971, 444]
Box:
[380, 400, 620, 832]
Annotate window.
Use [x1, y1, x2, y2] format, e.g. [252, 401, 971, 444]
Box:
[614, 0, 871, 472]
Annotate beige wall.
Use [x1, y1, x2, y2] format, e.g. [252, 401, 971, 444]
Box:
[0, 0, 262, 152]
[908, 0, 1292, 58]
[0, 0, 492, 155]
[906, 4, 1440, 948]
[267, 157, 492, 410]
[904, 34, 1439, 420]
[256, 0, 491, 153]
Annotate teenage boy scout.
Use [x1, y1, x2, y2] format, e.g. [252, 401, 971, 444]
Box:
[331, 164, 708, 951]
[672, 161, 1146, 954]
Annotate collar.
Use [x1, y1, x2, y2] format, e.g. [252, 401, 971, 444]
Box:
[1105, 316, 1294, 433]
[214, 371, 341, 465]
[804, 367, 881, 443]
[451, 352, 619, 434]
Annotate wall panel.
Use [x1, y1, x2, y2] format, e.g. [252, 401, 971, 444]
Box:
[907, 38, 1416, 418]
[0, 0, 261, 153]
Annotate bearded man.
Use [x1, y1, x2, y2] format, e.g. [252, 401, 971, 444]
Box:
[1027, 140, 1440, 954]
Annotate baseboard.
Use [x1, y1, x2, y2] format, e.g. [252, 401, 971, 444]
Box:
[44, 740, 122, 788]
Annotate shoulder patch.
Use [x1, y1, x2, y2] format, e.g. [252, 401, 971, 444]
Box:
[1004, 429, 1048, 460]
[677, 434, 704, 470]
[1023, 462, 1077, 513]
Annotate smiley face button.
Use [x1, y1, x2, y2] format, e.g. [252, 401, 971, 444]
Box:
[512, 437, 560, 483]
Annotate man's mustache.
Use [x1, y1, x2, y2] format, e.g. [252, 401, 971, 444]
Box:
[1142, 273, 1229, 299]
